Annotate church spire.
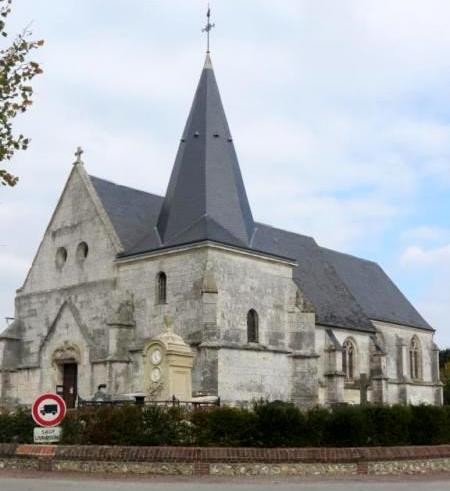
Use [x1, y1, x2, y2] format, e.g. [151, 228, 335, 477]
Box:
[156, 51, 255, 249]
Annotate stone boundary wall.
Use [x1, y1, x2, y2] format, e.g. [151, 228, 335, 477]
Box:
[0, 444, 449, 476]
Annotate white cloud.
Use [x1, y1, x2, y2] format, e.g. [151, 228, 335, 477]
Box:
[2, 0, 450, 345]
[387, 120, 450, 156]
[402, 226, 450, 244]
[0, 253, 29, 278]
[400, 244, 450, 267]
[400, 243, 450, 346]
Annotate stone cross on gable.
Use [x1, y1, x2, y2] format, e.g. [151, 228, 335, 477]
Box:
[74, 146, 84, 165]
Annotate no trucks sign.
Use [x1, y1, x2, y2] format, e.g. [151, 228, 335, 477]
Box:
[31, 393, 66, 428]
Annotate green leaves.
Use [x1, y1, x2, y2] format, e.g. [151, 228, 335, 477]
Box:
[0, 0, 44, 187]
[1, 402, 450, 446]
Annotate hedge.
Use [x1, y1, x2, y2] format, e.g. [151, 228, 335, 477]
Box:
[1, 402, 449, 447]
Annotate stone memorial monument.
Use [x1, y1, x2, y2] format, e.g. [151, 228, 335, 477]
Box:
[143, 316, 194, 401]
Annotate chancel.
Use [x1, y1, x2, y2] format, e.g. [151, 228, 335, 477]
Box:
[0, 10, 442, 408]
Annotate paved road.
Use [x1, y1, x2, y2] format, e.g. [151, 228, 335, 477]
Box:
[0, 474, 450, 491]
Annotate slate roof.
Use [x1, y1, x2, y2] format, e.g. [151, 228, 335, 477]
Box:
[321, 248, 432, 330]
[90, 176, 430, 332]
[90, 176, 163, 251]
[88, 53, 432, 333]
[156, 54, 255, 249]
[252, 224, 375, 332]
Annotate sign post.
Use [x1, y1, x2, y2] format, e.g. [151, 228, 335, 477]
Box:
[31, 393, 66, 443]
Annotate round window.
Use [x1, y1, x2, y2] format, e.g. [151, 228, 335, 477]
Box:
[76, 241, 89, 261]
[55, 247, 67, 268]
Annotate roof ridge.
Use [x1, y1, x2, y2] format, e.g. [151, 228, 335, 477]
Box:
[89, 175, 164, 199]
[320, 246, 378, 265]
[255, 221, 315, 241]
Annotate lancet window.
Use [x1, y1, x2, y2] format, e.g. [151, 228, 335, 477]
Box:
[343, 338, 357, 381]
[157, 272, 167, 304]
[247, 309, 259, 343]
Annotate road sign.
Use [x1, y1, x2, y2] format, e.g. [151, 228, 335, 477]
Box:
[33, 426, 62, 443]
[31, 393, 66, 427]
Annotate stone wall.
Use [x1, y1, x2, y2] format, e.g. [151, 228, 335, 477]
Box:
[0, 444, 449, 477]
[116, 243, 318, 403]
[3, 165, 121, 403]
[316, 326, 372, 405]
[116, 246, 208, 345]
[218, 348, 290, 404]
[0, 164, 441, 408]
[315, 322, 441, 406]
[206, 247, 310, 404]
[206, 247, 296, 348]
[374, 320, 441, 405]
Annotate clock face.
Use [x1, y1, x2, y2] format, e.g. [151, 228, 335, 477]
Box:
[151, 367, 161, 382]
[151, 348, 162, 365]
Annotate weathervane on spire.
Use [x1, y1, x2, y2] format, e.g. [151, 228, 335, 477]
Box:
[202, 5, 215, 53]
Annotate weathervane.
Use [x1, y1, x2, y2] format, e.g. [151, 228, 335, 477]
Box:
[202, 5, 215, 53]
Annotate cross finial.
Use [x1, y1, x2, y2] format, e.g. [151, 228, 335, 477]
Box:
[74, 146, 84, 165]
[202, 4, 215, 53]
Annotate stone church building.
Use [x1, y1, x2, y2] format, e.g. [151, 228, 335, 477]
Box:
[0, 53, 443, 408]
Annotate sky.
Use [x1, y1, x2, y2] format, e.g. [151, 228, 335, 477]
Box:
[1, 0, 450, 346]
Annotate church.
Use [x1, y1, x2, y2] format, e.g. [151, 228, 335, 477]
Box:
[0, 47, 443, 408]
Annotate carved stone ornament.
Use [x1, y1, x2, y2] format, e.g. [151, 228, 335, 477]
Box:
[148, 379, 164, 397]
[52, 341, 81, 365]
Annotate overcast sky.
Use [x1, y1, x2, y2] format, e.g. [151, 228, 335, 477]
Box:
[2, 0, 450, 346]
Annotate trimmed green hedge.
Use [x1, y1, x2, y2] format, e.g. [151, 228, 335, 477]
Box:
[0, 408, 34, 444]
[1, 402, 450, 447]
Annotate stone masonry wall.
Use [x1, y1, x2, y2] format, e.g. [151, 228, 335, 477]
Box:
[116, 244, 312, 401]
[315, 322, 440, 406]
[0, 444, 449, 477]
[206, 247, 317, 404]
[2, 163, 439, 408]
[218, 348, 290, 404]
[5, 166, 120, 403]
[374, 320, 440, 405]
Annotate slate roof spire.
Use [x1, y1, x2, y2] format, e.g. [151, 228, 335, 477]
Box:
[156, 53, 255, 249]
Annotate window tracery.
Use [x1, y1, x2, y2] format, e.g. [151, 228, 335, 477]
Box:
[343, 338, 356, 381]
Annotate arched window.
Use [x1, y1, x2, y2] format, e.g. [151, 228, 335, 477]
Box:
[76, 241, 89, 262]
[342, 338, 356, 381]
[157, 272, 167, 304]
[55, 247, 68, 269]
[409, 336, 421, 380]
[247, 309, 259, 343]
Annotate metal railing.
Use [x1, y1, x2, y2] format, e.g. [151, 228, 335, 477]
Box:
[77, 394, 220, 410]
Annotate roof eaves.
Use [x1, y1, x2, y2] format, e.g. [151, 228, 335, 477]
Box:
[316, 321, 376, 334]
[370, 317, 434, 332]
[117, 239, 297, 265]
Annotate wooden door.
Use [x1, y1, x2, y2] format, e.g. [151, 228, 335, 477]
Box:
[62, 363, 78, 408]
